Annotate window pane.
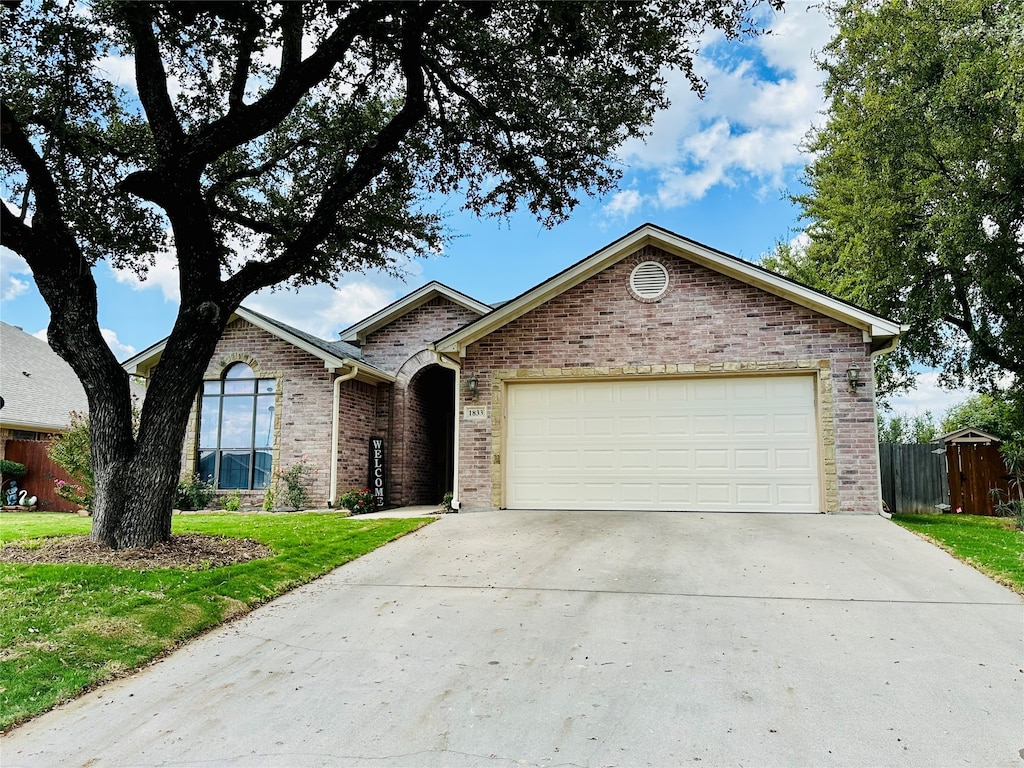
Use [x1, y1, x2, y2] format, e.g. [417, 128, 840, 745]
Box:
[199, 396, 220, 450]
[219, 396, 255, 448]
[254, 450, 272, 490]
[223, 379, 255, 395]
[198, 451, 216, 485]
[258, 379, 277, 394]
[224, 363, 255, 379]
[218, 451, 250, 489]
[203, 381, 220, 394]
[255, 396, 275, 449]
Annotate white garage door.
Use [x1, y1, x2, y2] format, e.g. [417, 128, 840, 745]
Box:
[505, 376, 820, 512]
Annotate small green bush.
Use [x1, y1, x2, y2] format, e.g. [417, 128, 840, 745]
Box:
[223, 489, 242, 512]
[441, 492, 454, 513]
[176, 474, 215, 511]
[0, 459, 27, 479]
[339, 487, 374, 515]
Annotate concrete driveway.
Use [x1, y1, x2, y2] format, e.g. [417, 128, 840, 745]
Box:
[3, 511, 1022, 767]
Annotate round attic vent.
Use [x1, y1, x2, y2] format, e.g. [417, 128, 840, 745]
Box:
[629, 261, 669, 300]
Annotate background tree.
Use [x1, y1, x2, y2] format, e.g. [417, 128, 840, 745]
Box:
[941, 393, 1023, 439]
[1, 0, 782, 548]
[763, 0, 1024, 396]
[876, 411, 939, 444]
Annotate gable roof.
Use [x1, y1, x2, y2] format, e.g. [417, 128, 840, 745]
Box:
[434, 223, 907, 357]
[939, 427, 1002, 445]
[122, 307, 394, 383]
[338, 281, 491, 344]
[0, 322, 89, 432]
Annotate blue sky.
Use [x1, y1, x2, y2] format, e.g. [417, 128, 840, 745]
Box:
[0, 2, 971, 418]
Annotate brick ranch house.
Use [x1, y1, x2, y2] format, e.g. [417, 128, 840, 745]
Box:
[124, 224, 905, 514]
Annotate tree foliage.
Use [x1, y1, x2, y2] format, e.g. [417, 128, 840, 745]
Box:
[941, 392, 1023, 439]
[765, 0, 1024, 395]
[0, 0, 781, 547]
[876, 411, 939, 444]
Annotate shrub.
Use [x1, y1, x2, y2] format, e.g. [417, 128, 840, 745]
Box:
[176, 474, 215, 511]
[0, 459, 27, 480]
[273, 458, 315, 510]
[48, 412, 94, 512]
[440, 492, 454, 513]
[991, 438, 1024, 531]
[339, 487, 374, 515]
[223, 489, 242, 512]
[262, 487, 275, 512]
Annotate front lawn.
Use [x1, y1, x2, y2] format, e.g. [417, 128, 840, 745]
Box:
[0, 512, 432, 731]
[893, 513, 1024, 595]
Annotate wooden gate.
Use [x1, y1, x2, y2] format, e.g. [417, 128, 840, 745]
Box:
[946, 443, 1010, 516]
[3, 439, 79, 513]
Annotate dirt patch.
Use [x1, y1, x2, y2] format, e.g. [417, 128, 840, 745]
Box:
[0, 534, 273, 570]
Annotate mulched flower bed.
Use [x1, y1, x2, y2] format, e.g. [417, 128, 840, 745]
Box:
[0, 534, 272, 570]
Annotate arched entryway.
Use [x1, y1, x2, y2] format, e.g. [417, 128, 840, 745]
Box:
[402, 363, 456, 504]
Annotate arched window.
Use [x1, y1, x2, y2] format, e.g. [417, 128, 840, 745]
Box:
[198, 363, 277, 489]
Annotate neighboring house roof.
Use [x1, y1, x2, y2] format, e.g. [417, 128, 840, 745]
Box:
[939, 427, 1002, 445]
[0, 322, 89, 432]
[122, 306, 394, 383]
[338, 281, 492, 344]
[434, 223, 908, 357]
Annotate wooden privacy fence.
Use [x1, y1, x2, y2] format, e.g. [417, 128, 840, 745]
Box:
[3, 439, 79, 513]
[879, 443, 949, 514]
[946, 443, 1010, 517]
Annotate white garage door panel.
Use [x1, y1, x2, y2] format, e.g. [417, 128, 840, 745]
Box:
[505, 376, 820, 512]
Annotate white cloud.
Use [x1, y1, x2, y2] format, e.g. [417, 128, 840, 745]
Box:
[32, 328, 48, 341]
[109, 248, 180, 302]
[101, 328, 137, 359]
[618, 1, 833, 209]
[1, 247, 32, 301]
[884, 371, 975, 420]
[247, 277, 407, 339]
[603, 189, 644, 219]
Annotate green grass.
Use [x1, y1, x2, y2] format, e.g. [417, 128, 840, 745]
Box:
[893, 513, 1024, 594]
[0, 512, 432, 731]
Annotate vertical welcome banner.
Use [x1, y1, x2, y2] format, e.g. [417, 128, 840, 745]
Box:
[368, 436, 386, 508]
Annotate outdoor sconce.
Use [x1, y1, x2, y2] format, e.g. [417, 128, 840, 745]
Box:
[466, 373, 479, 399]
[846, 363, 862, 390]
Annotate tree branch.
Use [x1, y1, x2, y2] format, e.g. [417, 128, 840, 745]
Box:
[187, 2, 384, 173]
[221, 4, 438, 302]
[120, 3, 184, 157]
[227, 9, 264, 112]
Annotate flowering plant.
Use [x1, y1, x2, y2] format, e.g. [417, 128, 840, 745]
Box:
[339, 487, 375, 515]
[54, 478, 91, 511]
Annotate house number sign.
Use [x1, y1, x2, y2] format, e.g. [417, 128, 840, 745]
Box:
[368, 436, 386, 508]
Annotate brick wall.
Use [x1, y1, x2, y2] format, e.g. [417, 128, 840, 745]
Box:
[182, 319, 380, 509]
[360, 297, 483, 374]
[457, 246, 881, 513]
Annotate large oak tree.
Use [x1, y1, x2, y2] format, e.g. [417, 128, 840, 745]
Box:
[764, 0, 1024, 396]
[1, 0, 781, 548]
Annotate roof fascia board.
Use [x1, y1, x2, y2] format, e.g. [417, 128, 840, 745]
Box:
[650, 231, 904, 339]
[339, 282, 491, 343]
[122, 311, 395, 384]
[436, 226, 903, 355]
[436, 229, 655, 355]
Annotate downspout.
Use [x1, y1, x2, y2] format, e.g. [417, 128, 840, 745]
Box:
[328, 364, 360, 507]
[434, 351, 462, 511]
[869, 332, 905, 518]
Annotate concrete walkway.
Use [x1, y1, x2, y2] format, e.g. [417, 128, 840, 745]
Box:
[3, 511, 1022, 767]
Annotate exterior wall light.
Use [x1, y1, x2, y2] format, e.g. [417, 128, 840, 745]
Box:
[846, 363, 862, 390]
[466, 373, 479, 399]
